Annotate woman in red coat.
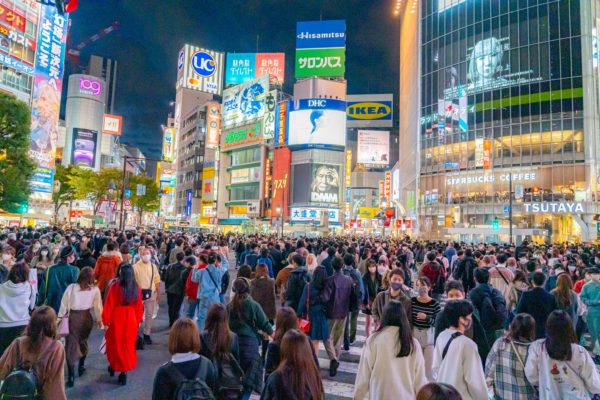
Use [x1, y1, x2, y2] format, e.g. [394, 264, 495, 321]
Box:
[102, 263, 143, 385]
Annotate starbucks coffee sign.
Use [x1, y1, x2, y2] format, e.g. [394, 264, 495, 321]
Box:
[524, 202, 585, 214]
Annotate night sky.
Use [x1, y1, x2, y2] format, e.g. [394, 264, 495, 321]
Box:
[66, 0, 400, 158]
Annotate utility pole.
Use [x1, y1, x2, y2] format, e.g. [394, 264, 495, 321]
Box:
[119, 155, 128, 231]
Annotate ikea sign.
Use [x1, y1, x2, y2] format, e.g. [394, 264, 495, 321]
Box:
[346, 94, 393, 128]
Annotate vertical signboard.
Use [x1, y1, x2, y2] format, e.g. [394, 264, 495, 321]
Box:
[345, 150, 352, 187]
[384, 171, 391, 199]
[483, 139, 492, 170]
[185, 189, 192, 217]
[295, 20, 346, 78]
[71, 128, 98, 169]
[392, 169, 400, 202]
[475, 138, 484, 168]
[275, 100, 288, 146]
[271, 147, 291, 218]
[264, 156, 271, 198]
[378, 180, 385, 205]
[162, 128, 174, 161]
[206, 102, 221, 148]
[29, 5, 68, 194]
[263, 90, 277, 140]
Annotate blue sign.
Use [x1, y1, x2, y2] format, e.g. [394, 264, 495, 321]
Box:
[296, 20, 346, 49]
[503, 205, 511, 213]
[178, 50, 184, 71]
[30, 167, 54, 193]
[226, 53, 256, 85]
[124, 189, 132, 198]
[346, 100, 393, 122]
[0, 53, 34, 76]
[291, 98, 346, 112]
[191, 51, 216, 77]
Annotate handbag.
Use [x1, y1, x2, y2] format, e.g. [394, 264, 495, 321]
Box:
[57, 285, 72, 337]
[298, 283, 311, 334]
[141, 263, 155, 301]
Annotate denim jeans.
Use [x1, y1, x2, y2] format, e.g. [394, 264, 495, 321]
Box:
[186, 298, 198, 320]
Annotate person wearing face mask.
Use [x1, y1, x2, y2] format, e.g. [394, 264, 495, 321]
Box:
[432, 300, 487, 400]
[0, 245, 16, 284]
[580, 267, 600, 358]
[372, 269, 412, 331]
[362, 260, 382, 337]
[411, 276, 441, 380]
[24, 240, 41, 264]
[133, 246, 161, 345]
[39, 246, 79, 314]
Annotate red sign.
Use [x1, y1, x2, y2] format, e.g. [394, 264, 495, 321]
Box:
[384, 217, 391, 227]
[70, 210, 83, 219]
[0, 4, 26, 33]
[405, 220, 412, 229]
[271, 147, 291, 218]
[395, 220, 402, 228]
[255, 53, 285, 84]
[483, 139, 492, 170]
[123, 199, 132, 208]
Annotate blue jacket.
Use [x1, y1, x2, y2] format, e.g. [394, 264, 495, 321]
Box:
[515, 287, 558, 339]
[257, 257, 274, 278]
[192, 257, 228, 302]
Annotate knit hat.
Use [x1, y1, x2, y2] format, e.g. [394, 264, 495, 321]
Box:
[59, 246, 75, 259]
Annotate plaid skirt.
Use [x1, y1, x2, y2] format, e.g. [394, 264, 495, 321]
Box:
[239, 334, 264, 394]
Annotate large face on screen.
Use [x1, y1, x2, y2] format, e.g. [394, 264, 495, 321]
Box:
[311, 166, 339, 194]
[468, 37, 504, 84]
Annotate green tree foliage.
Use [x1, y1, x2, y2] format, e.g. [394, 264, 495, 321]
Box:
[128, 174, 159, 221]
[52, 164, 76, 220]
[68, 167, 122, 215]
[0, 93, 35, 212]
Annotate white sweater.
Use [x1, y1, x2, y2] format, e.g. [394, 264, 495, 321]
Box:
[353, 327, 427, 399]
[432, 328, 488, 400]
[0, 281, 35, 327]
[58, 284, 103, 322]
[525, 339, 600, 400]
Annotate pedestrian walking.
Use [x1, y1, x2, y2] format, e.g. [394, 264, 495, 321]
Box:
[192, 252, 228, 330]
[133, 246, 161, 345]
[250, 263, 276, 359]
[102, 264, 144, 385]
[361, 259, 382, 337]
[164, 252, 186, 328]
[298, 265, 331, 355]
[39, 246, 79, 314]
[58, 267, 103, 387]
[411, 276, 440, 380]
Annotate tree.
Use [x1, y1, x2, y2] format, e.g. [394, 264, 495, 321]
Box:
[128, 174, 159, 223]
[0, 93, 35, 212]
[68, 167, 122, 216]
[52, 164, 76, 222]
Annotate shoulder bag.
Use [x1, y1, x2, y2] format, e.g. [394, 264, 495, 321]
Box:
[298, 283, 311, 334]
[58, 285, 73, 337]
[442, 331, 462, 360]
[141, 264, 154, 301]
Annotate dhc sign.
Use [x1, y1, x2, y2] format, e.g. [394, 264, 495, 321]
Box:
[524, 202, 585, 214]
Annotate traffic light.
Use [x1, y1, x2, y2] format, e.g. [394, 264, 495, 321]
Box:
[492, 218, 500, 232]
[18, 203, 28, 214]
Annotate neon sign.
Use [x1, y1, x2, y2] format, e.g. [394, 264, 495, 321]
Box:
[79, 77, 102, 96]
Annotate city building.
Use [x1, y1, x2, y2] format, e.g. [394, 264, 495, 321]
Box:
[0, 0, 39, 104]
[398, 0, 600, 243]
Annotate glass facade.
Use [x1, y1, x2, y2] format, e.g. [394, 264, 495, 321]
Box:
[418, 0, 596, 243]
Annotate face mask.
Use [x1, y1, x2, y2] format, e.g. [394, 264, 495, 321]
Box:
[462, 317, 472, 331]
[568, 265, 577, 272]
[33, 244, 40, 250]
[40, 251, 48, 256]
[592, 274, 600, 282]
[377, 266, 387, 275]
[1, 254, 11, 262]
[390, 282, 403, 291]
[417, 287, 428, 296]
[141, 255, 151, 263]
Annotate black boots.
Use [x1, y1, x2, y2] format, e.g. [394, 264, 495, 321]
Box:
[118, 372, 127, 386]
[78, 356, 86, 377]
[108, 365, 115, 377]
[143, 334, 153, 345]
[67, 365, 75, 387]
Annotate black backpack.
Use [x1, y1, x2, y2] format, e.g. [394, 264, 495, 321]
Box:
[164, 360, 216, 400]
[479, 289, 506, 331]
[0, 339, 40, 400]
[200, 335, 244, 400]
[343, 268, 361, 313]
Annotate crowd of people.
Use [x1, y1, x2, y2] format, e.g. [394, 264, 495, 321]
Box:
[1, 227, 600, 399]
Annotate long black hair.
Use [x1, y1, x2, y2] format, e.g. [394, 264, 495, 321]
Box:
[311, 265, 328, 291]
[118, 264, 139, 305]
[545, 310, 577, 361]
[376, 301, 413, 357]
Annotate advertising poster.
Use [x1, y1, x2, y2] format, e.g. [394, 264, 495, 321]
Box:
[162, 128, 174, 161]
[385, 171, 391, 199]
[71, 128, 98, 169]
[295, 19, 346, 78]
[357, 130, 390, 167]
[222, 75, 268, 127]
[291, 208, 340, 223]
[201, 167, 215, 202]
[287, 99, 346, 148]
[271, 147, 291, 217]
[206, 102, 221, 148]
[29, 5, 68, 194]
[275, 100, 288, 146]
[226, 53, 285, 85]
[310, 164, 341, 204]
[221, 121, 262, 150]
[176, 44, 224, 95]
[392, 169, 400, 202]
[346, 94, 393, 128]
[263, 90, 277, 140]
[102, 114, 122, 135]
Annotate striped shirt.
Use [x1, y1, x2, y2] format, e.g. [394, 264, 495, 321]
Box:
[411, 297, 441, 330]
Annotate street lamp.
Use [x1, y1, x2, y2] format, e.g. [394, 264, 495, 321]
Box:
[107, 180, 116, 227]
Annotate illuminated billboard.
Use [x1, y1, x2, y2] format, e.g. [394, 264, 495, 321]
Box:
[71, 128, 98, 169]
[29, 5, 68, 194]
[293, 163, 341, 205]
[346, 94, 393, 128]
[176, 44, 224, 95]
[162, 128, 174, 161]
[102, 114, 122, 135]
[287, 99, 346, 149]
[271, 147, 291, 218]
[225, 52, 285, 85]
[222, 75, 268, 128]
[295, 20, 346, 78]
[206, 102, 221, 148]
[356, 130, 389, 167]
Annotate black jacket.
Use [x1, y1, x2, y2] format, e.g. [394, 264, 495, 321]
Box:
[284, 267, 309, 312]
[164, 262, 186, 295]
[152, 356, 217, 400]
[516, 287, 558, 339]
[453, 256, 478, 292]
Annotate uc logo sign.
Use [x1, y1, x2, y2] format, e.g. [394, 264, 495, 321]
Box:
[191, 51, 216, 77]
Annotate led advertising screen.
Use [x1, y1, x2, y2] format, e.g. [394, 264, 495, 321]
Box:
[205, 102, 221, 148]
[226, 53, 285, 85]
[294, 163, 341, 204]
[287, 99, 346, 149]
[162, 128, 174, 161]
[356, 130, 389, 167]
[71, 128, 98, 169]
[222, 75, 268, 128]
[295, 19, 346, 78]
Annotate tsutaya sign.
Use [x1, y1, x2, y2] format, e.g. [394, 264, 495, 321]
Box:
[446, 172, 536, 186]
[525, 202, 585, 214]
